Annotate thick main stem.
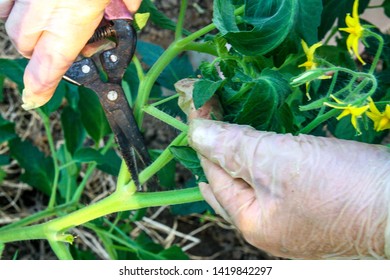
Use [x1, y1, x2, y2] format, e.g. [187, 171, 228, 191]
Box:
[0, 187, 203, 243]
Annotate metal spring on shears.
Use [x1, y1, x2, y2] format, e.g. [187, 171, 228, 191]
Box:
[87, 24, 116, 44]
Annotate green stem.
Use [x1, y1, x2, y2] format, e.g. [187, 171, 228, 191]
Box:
[0, 202, 77, 231]
[134, 44, 181, 125]
[0, 186, 202, 244]
[138, 132, 188, 185]
[132, 55, 145, 81]
[183, 42, 218, 56]
[149, 93, 180, 107]
[49, 240, 73, 260]
[134, 5, 245, 125]
[116, 161, 132, 190]
[316, 72, 339, 118]
[0, 223, 47, 242]
[143, 105, 188, 132]
[175, 0, 188, 41]
[39, 111, 60, 208]
[176, 23, 216, 48]
[299, 109, 339, 134]
[50, 188, 202, 232]
[366, 30, 384, 74]
[115, 129, 187, 193]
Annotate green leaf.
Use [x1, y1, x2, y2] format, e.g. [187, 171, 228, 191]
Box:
[134, 13, 150, 31]
[65, 83, 80, 109]
[57, 144, 79, 202]
[96, 148, 121, 176]
[69, 246, 97, 260]
[193, 79, 223, 109]
[0, 242, 4, 259]
[73, 148, 104, 164]
[328, 116, 382, 144]
[233, 69, 291, 130]
[0, 114, 16, 143]
[137, 41, 194, 90]
[40, 81, 66, 116]
[384, 0, 390, 17]
[0, 168, 6, 185]
[95, 231, 118, 260]
[0, 155, 10, 165]
[316, 45, 357, 69]
[61, 106, 85, 155]
[169, 146, 207, 183]
[0, 75, 4, 102]
[0, 58, 27, 90]
[78, 87, 111, 143]
[318, 0, 370, 40]
[138, 0, 190, 35]
[9, 138, 54, 195]
[213, 0, 297, 55]
[295, 0, 323, 45]
[171, 177, 213, 215]
[198, 61, 221, 81]
[158, 246, 189, 260]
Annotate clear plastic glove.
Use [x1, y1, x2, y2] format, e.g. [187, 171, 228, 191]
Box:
[0, 0, 142, 110]
[176, 79, 390, 259]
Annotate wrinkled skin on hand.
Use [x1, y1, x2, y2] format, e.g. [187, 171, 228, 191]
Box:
[175, 79, 390, 259]
[0, 0, 141, 110]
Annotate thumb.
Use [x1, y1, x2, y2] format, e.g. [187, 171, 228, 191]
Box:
[17, 2, 108, 110]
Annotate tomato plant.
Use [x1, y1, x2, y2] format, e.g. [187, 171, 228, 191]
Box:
[0, 0, 389, 259]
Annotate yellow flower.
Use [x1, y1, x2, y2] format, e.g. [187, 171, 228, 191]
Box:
[366, 98, 390, 131]
[339, 0, 366, 65]
[299, 40, 323, 70]
[324, 95, 369, 134]
[298, 40, 330, 100]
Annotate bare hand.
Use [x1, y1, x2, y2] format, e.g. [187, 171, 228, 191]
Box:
[1, 0, 142, 109]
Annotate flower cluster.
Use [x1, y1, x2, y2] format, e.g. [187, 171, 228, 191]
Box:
[296, 0, 389, 134]
[324, 96, 390, 135]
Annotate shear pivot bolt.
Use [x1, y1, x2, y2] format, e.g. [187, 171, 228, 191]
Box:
[110, 54, 118, 63]
[107, 90, 118, 101]
[81, 65, 91, 73]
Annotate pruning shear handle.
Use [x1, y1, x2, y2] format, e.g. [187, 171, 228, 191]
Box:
[63, 19, 150, 188]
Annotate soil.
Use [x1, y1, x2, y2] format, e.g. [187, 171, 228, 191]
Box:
[0, 0, 275, 260]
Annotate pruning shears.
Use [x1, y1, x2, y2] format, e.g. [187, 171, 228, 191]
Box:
[63, 19, 150, 188]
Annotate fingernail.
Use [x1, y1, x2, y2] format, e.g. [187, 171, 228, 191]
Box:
[21, 88, 40, 111]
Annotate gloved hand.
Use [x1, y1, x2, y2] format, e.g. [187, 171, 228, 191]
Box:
[176, 79, 390, 259]
[0, 0, 142, 110]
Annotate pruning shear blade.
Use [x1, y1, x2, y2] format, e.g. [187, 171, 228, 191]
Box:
[63, 19, 150, 189]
